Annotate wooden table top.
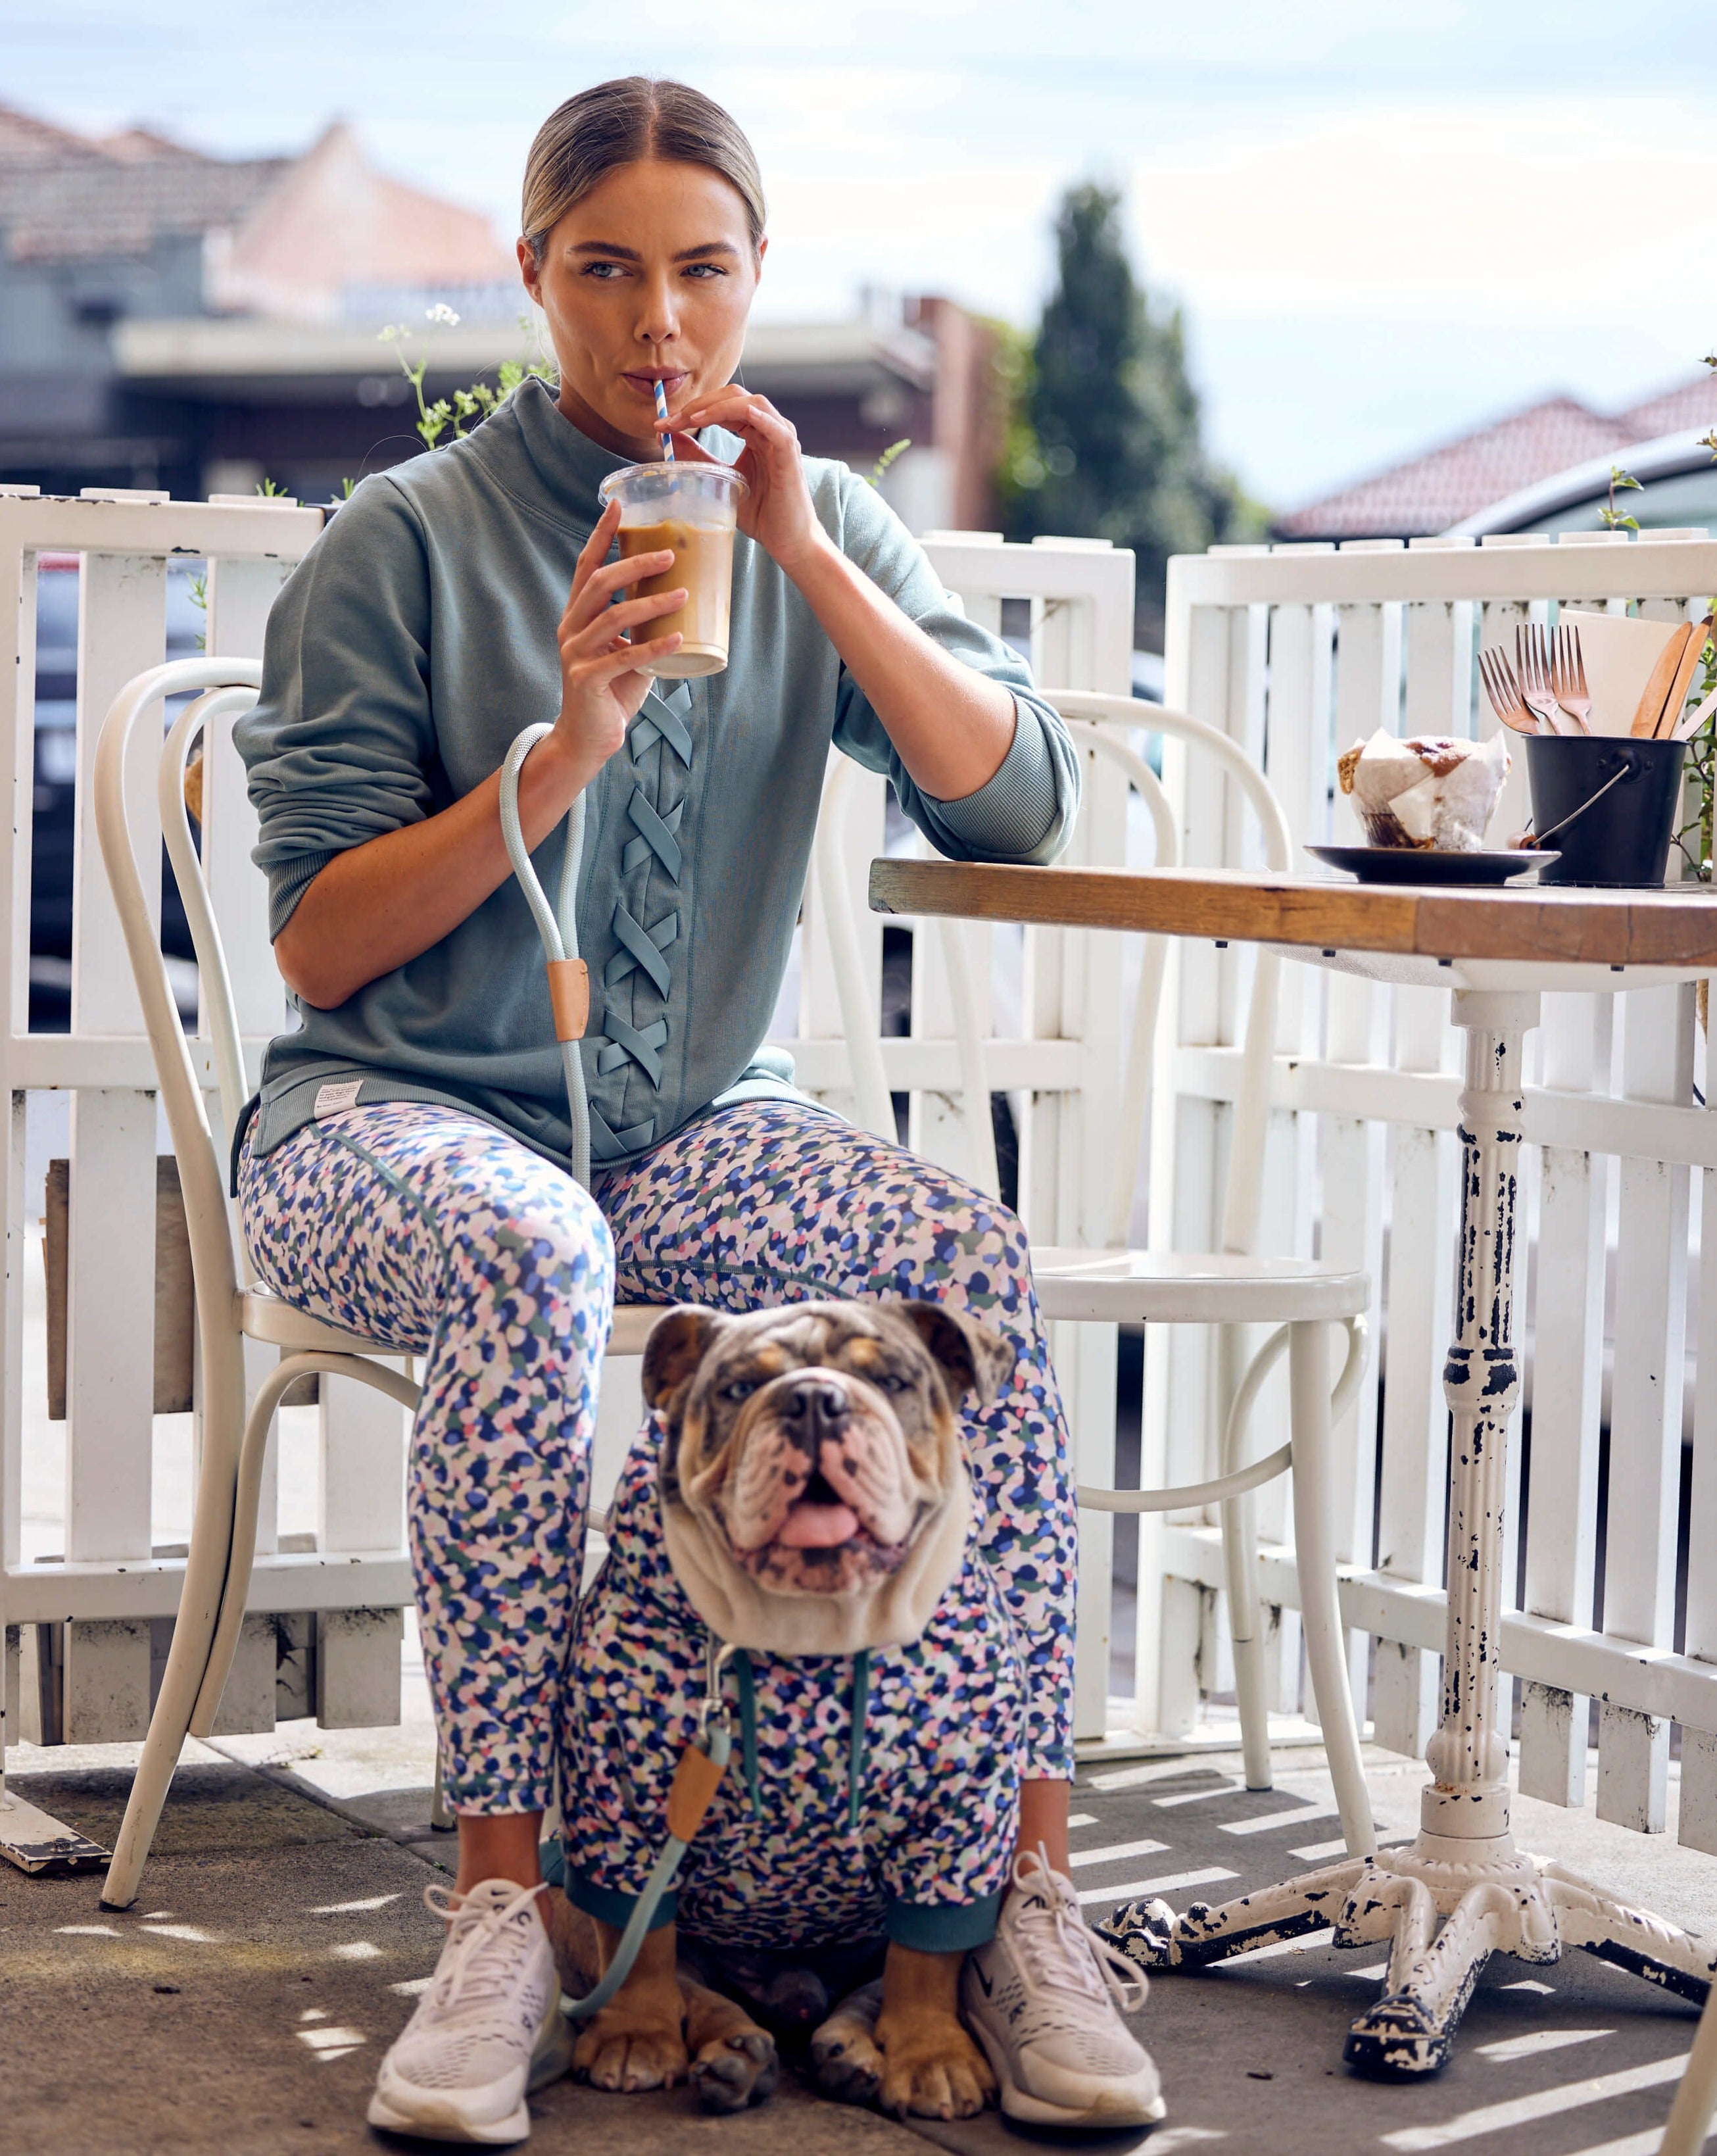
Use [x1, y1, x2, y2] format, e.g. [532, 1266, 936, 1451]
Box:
[869, 860, 1717, 970]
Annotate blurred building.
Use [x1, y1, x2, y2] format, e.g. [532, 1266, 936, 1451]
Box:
[0, 103, 1002, 529]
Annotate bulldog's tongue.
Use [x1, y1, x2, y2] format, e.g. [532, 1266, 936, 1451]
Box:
[776, 1500, 859, 1549]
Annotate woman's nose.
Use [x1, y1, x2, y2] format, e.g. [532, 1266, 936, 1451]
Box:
[635, 273, 680, 348]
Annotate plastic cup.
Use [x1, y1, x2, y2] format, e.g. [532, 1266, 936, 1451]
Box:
[598, 460, 746, 679]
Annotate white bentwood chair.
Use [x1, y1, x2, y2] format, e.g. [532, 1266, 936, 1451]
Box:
[818, 691, 1374, 1857]
[93, 657, 664, 1909]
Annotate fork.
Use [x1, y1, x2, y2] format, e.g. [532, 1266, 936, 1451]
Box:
[1516, 622, 1574, 735]
[1550, 622, 1593, 733]
[1478, 647, 1537, 733]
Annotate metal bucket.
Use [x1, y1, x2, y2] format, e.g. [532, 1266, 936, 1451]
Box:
[1522, 735, 1687, 888]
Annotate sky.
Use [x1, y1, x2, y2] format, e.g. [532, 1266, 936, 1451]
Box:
[4, 0, 1715, 506]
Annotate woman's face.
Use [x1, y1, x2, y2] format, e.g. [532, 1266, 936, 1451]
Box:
[520, 157, 763, 457]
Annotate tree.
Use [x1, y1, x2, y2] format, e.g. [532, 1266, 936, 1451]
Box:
[1000, 182, 1262, 649]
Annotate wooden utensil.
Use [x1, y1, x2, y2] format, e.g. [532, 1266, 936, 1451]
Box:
[1653, 614, 1712, 739]
[1632, 621, 1693, 736]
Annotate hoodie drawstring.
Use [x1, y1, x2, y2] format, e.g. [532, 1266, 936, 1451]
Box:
[711, 1632, 871, 1830]
[733, 1648, 762, 1816]
[848, 1650, 871, 1831]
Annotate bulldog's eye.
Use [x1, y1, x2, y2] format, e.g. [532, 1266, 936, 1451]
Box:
[722, 1378, 758, 1401]
[876, 1373, 908, 1394]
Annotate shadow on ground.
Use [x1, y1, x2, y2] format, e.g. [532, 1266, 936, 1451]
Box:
[3, 1748, 1712, 2154]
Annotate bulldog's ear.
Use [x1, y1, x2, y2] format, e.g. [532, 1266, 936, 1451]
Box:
[890, 1301, 1012, 1406]
[641, 1306, 723, 1413]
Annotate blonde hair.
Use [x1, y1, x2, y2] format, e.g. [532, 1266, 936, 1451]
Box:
[521, 78, 766, 264]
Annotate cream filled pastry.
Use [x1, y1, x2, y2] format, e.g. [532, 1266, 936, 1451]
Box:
[1338, 728, 1510, 852]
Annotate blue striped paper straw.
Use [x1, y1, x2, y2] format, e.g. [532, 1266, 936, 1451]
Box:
[654, 379, 673, 461]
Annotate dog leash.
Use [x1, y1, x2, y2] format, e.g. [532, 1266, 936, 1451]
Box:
[555, 1634, 736, 2019]
[498, 723, 593, 1187]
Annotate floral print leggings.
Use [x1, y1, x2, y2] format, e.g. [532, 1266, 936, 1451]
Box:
[237, 1095, 1077, 1814]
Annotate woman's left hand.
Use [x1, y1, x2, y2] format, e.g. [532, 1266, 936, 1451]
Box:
[667, 386, 829, 579]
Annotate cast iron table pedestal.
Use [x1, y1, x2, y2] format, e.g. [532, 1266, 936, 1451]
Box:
[1115, 990, 1717, 2073]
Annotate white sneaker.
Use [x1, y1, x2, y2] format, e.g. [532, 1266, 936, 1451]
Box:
[368, 1878, 571, 2145]
[961, 1846, 1166, 2128]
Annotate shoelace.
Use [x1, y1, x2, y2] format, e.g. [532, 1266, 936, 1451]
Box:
[421, 1881, 544, 2016]
[1012, 1845, 1149, 2019]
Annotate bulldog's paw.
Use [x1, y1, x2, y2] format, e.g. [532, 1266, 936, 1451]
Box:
[691, 2027, 779, 2113]
[683, 1979, 779, 2114]
[874, 2006, 995, 2121]
[571, 1998, 689, 2092]
[811, 1980, 884, 2110]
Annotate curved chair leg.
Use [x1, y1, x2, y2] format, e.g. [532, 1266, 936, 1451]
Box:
[106, 1353, 420, 1909]
[1288, 1320, 1374, 1859]
[101, 1611, 220, 1911]
[1661, 1982, 1717, 2156]
[193, 1352, 420, 1736]
[102, 1442, 241, 1911]
[1222, 1479, 1273, 1791]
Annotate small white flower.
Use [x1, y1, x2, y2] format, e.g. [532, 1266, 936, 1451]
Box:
[425, 303, 461, 327]
[377, 324, 402, 343]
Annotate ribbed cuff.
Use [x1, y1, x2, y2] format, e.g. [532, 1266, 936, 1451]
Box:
[564, 1863, 679, 1934]
[266, 849, 340, 940]
[927, 696, 1061, 859]
[884, 1890, 1004, 1953]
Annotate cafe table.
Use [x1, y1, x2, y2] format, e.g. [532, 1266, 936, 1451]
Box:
[870, 857, 1717, 2076]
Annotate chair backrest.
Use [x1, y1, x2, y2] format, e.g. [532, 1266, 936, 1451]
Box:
[810, 690, 1295, 1252]
[93, 658, 264, 1377]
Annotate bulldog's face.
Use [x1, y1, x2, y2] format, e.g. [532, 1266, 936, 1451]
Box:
[641, 1300, 1010, 1599]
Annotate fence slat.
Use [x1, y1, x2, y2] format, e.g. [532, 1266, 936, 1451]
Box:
[1519, 991, 1608, 1805]
[64, 554, 165, 1565]
[1597, 985, 1694, 1832]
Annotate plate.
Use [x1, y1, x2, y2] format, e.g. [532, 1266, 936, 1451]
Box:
[1305, 844, 1560, 886]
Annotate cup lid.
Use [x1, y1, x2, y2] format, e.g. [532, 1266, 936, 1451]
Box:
[598, 460, 748, 502]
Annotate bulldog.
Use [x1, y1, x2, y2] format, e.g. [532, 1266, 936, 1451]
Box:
[552, 1295, 1025, 2121]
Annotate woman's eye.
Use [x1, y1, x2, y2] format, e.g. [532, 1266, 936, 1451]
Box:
[582, 261, 627, 281]
[684, 263, 725, 280]
[723, 1379, 757, 1401]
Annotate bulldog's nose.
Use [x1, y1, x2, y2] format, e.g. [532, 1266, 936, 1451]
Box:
[780, 1381, 849, 1448]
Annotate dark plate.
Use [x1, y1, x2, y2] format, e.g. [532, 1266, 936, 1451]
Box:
[1306, 843, 1559, 886]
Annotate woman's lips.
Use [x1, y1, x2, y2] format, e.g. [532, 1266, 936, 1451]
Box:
[623, 371, 689, 403]
[774, 1500, 861, 1550]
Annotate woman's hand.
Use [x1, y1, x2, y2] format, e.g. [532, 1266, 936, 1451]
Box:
[547, 499, 686, 789]
[667, 387, 829, 578]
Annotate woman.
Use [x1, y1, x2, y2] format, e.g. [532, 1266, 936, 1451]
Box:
[235, 76, 1158, 2141]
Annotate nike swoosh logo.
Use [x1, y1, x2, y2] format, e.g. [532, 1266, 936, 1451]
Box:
[970, 1963, 996, 1999]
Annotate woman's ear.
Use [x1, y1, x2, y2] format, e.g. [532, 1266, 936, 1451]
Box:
[516, 235, 541, 306]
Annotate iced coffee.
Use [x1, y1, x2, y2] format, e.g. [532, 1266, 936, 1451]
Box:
[598, 460, 746, 679]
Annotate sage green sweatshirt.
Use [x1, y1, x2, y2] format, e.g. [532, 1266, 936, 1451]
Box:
[235, 378, 1080, 1169]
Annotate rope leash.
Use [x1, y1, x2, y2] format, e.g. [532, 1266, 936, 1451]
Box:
[498, 725, 592, 1187]
[556, 1636, 736, 2019]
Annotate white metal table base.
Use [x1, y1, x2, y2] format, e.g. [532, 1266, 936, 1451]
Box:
[1103, 991, 1717, 2076]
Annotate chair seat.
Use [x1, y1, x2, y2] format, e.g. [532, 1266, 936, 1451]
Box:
[241, 1284, 672, 1360]
[1031, 1247, 1368, 1325]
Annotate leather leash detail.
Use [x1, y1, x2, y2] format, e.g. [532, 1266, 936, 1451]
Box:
[546, 958, 589, 1042]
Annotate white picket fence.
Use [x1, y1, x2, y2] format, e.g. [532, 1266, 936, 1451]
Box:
[0, 489, 1136, 1762]
[10, 486, 1714, 1872]
[1145, 529, 1717, 1856]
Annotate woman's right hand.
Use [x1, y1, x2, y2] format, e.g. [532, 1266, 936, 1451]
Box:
[550, 499, 685, 787]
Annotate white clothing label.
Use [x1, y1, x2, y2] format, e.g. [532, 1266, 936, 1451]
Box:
[314, 1080, 364, 1118]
